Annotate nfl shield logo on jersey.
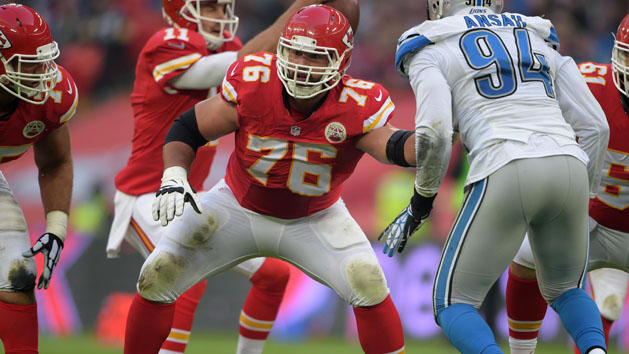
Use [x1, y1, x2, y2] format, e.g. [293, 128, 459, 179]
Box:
[290, 126, 301, 136]
[325, 122, 346, 143]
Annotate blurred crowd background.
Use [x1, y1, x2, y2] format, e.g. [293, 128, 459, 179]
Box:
[11, 0, 629, 104]
[3, 0, 629, 348]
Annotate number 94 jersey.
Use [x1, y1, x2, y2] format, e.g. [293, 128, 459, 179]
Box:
[579, 62, 629, 233]
[220, 52, 395, 219]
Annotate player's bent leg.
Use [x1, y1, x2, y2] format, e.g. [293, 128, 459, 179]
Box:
[507, 241, 548, 354]
[277, 200, 404, 354]
[436, 304, 502, 354]
[550, 289, 606, 354]
[231, 257, 290, 354]
[353, 294, 405, 354]
[529, 156, 605, 354]
[0, 179, 39, 353]
[588, 268, 629, 350]
[125, 292, 176, 354]
[159, 280, 207, 354]
[434, 165, 534, 353]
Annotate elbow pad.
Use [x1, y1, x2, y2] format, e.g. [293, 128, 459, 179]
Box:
[164, 108, 208, 152]
[386, 130, 413, 167]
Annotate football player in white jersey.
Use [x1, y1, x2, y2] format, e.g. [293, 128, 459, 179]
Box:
[380, 1, 610, 353]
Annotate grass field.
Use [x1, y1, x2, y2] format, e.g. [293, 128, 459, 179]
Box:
[34, 332, 624, 354]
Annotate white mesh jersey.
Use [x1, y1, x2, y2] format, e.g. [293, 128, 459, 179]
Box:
[396, 12, 608, 195]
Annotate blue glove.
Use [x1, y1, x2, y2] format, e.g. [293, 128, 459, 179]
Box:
[378, 190, 436, 257]
[22, 232, 64, 289]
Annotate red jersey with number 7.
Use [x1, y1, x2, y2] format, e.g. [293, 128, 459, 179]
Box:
[579, 62, 629, 232]
[220, 52, 395, 219]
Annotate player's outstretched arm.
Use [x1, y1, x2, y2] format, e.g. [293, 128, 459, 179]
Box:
[237, 0, 334, 58]
[155, 95, 239, 226]
[356, 123, 416, 166]
[24, 124, 73, 289]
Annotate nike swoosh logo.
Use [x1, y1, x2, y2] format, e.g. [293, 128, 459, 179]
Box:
[66, 79, 73, 95]
[375, 90, 382, 102]
[230, 63, 239, 77]
[168, 42, 185, 50]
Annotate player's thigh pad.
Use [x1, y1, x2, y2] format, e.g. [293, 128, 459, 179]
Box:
[279, 199, 389, 307]
[525, 155, 589, 303]
[136, 180, 259, 302]
[0, 172, 36, 292]
[434, 166, 530, 315]
[588, 268, 629, 321]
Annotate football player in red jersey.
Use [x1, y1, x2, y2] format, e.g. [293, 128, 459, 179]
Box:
[124, 5, 414, 354]
[107, 1, 341, 353]
[0, 3, 79, 353]
[505, 13, 629, 354]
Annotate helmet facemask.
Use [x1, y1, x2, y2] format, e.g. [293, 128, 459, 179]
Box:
[612, 35, 629, 101]
[181, 0, 238, 50]
[276, 35, 348, 99]
[0, 41, 60, 104]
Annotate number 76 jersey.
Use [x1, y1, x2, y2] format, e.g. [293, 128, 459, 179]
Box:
[220, 52, 395, 219]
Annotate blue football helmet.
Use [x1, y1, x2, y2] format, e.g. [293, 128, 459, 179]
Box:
[426, 0, 504, 20]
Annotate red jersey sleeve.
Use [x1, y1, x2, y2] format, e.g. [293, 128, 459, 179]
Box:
[144, 27, 208, 90]
[347, 79, 395, 134]
[46, 65, 79, 126]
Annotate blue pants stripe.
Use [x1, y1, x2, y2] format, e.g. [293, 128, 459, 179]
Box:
[433, 178, 487, 316]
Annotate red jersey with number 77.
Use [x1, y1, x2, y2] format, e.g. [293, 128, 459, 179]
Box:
[220, 52, 395, 219]
[579, 62, 629, 232]
[0, 65, 78, 164]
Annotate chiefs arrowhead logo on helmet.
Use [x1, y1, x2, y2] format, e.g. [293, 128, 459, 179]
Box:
[0, 30, 12, 50]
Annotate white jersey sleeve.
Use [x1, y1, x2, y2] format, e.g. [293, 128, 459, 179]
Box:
[407, 48, 453, 196]
[554, 55, 609, 197]
[170, 51, 238, 90]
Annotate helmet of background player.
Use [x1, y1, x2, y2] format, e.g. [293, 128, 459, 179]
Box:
[426, 0, 504, 20]
[0, 4, 59, 105]
[162, 0, 238, 50]
[277, 5, 354, 99]
[612, 13, 629, 114]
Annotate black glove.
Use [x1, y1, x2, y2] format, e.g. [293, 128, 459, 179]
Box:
[378, 190, 436, 257]
[22, 232, 64, 289]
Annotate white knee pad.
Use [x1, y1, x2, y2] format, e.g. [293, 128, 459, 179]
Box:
[345, 253, 389, 307]
[137, 251, 185, 303]
[589, 268, 629, 321]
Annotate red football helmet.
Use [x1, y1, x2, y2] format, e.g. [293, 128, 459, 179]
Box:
[613, 14, 629, 100]
[0, 4, 59, 105]
[162, 0, 238, 50]
[277, 5, 354, 99]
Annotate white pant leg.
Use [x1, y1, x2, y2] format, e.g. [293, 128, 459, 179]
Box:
[588, 268, 629, 321]
[136, 180, 264, 302]
[110, 188, 265, 278]
[278, 199, 389, 307]
[0, 171, 37, 292]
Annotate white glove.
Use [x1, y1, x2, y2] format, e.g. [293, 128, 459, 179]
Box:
[152, 166, 202, 226]
[22, 232, 64, 289]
